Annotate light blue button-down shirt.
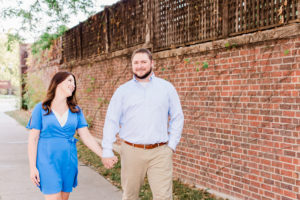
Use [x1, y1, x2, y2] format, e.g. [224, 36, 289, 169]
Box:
[101, 74, 184, 157]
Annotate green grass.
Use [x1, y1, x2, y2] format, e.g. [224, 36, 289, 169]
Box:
[0, 94, 19, 99]
[6, 109, 226, 200]
[5, 109, 31, 127]
[76, 139, 121, 189]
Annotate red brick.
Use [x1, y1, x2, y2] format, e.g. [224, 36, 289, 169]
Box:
[25, 29, 300, 200]
[283, 190, 297, 199]
[283, 57, 295, 63]
[283, 111, 295, 117]
[270, 58, 282, 64]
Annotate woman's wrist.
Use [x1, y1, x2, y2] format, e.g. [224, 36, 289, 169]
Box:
[29, 164, 37, 170]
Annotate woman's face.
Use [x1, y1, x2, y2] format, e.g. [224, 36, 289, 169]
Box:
[57, 75, 75, 98]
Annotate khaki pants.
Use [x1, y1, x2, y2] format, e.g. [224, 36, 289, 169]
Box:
[120, 142, 173, 200]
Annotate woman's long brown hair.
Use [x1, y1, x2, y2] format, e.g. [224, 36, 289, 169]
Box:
[42, 71, 79, 115]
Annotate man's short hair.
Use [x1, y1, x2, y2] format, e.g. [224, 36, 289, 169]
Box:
[131, 48, 152, 61]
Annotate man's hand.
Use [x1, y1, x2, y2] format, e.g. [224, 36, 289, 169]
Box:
[101, 156, 118, 169]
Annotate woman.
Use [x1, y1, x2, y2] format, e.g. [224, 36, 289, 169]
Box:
[27, 71, 118, 200]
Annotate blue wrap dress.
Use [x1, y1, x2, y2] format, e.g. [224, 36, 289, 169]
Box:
[26, 102, 88, 194]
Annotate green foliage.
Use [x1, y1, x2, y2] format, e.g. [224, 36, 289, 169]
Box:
[1, 0, 95, 33]
[86, 115, 94, 128]
[139, 180, 153, 199]
[76, 138, 222, 200]
[76, 138, 122, 189]
[225, 42, 238, 49]
[225, 42, 230, 48]
[202, 62, 209, 69]
[184, 58, 190, 64]
[1, 0, 96, 53]
[5, 33, 22, 52]
[23, 73, 46, 109]
[173, 181, 216, 200]
[86, 88, 92, 93]
[5, 109, 31, 127]
[0, 34, 20, 94]
[31, 25, 68, 55]
[284, 49, 290, 55]
[231, 43, 237, 48]
[104, 99, 110, 104]
[84, 75, 97, 94]
[97, 97, 103, 102]
[90, 76, 96, 83]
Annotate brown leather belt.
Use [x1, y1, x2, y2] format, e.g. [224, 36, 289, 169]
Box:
[124, 141, 167, 149]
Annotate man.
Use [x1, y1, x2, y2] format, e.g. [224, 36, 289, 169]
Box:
[101, 48, 184, 200]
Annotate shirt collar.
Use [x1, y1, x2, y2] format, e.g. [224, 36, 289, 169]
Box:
[133, 73, 155, 82]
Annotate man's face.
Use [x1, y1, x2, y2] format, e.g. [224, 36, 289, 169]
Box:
[132, 53, 153, 80]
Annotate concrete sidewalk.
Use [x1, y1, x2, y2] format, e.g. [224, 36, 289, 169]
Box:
[0, 112, 122, 200]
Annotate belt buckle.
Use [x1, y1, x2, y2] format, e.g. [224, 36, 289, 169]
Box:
[144, 144, 146, 150]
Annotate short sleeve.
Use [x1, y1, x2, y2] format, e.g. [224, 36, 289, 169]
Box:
[26, 102, 42, 130]
[76, 106, 88, 129]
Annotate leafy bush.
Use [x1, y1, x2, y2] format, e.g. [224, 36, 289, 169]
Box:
[23, 72, 46, 109]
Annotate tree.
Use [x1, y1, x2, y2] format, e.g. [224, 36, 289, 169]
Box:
[0, 34, 20, 94]
[0, 0, 97, 54]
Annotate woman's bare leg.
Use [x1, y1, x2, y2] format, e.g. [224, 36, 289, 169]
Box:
[44, 192, 62, 200]
[61, 192, 70, 200]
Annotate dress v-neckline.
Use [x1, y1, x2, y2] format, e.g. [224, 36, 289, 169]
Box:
[52, 109, 69, 128]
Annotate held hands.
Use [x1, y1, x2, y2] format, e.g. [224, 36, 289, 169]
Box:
[30, 167, 40, 186]
[101, 156, 118, 169]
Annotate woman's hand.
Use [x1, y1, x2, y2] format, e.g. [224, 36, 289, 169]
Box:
[30, 167, 40, 186]
[101, 156, 118, 169]
[77, 127, 118, 168]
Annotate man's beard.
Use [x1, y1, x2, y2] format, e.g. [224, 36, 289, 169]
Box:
[134, 68, 152, 80]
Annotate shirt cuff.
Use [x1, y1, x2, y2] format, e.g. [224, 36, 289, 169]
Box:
[102, 148, 115, 158]
[167, 140, 177, 152]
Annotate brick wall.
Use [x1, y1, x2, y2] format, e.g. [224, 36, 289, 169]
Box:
[25, 24, 300, 200]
